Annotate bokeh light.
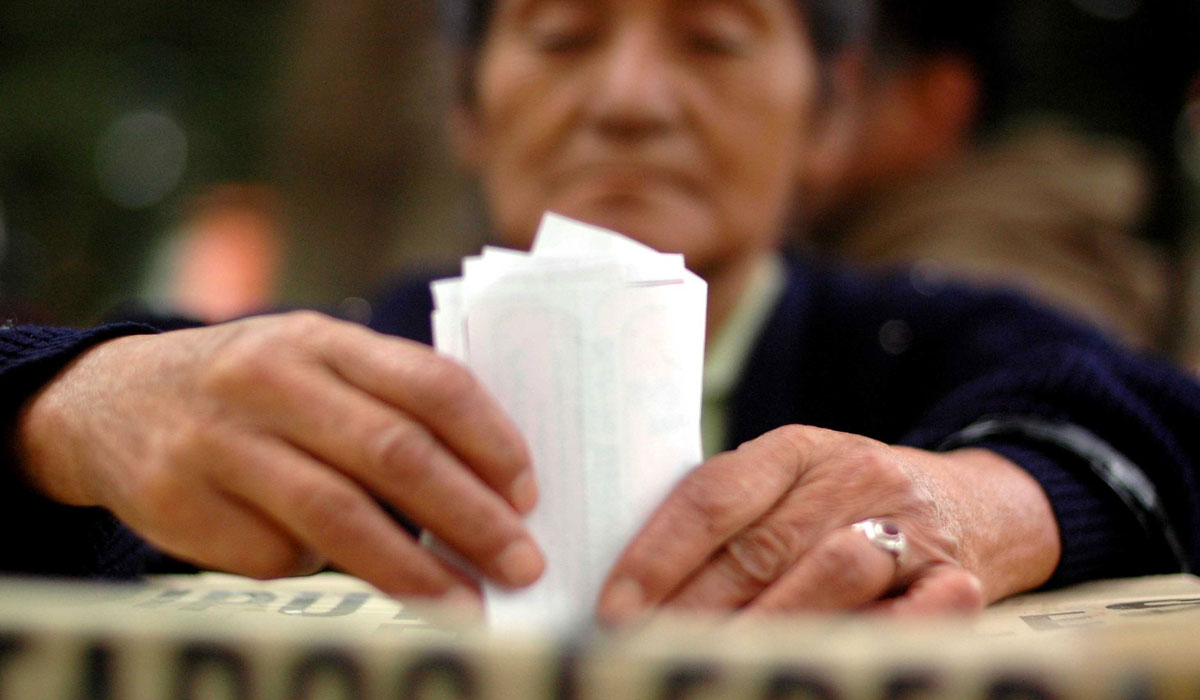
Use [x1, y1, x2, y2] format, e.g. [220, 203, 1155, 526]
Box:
[95, 110, 189, 211]
[1070, 0, 1141, 21]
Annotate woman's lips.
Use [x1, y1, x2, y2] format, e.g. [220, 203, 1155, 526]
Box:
[553, 161, 698, 198]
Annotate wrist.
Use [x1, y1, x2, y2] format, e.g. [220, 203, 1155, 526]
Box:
[2, 323, 162, 507]
[14, 342, 129, 507]
[900, 446, 1061, 603]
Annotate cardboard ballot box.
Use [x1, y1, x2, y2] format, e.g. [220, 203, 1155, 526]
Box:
[0, 572, 1198, 699]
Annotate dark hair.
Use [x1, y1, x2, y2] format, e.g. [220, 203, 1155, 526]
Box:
[442, 0, 872, 59]
[866, 0, 1007, 126]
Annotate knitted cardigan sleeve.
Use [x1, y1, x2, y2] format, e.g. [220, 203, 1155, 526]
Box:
[0, 323, 174, 578]
[904, 339, 1200, 587]
[879, 276, 1200, 588]
[780, 260, 1200, 589]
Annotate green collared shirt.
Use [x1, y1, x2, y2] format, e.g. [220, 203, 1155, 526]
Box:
[701, 255, 787, 458]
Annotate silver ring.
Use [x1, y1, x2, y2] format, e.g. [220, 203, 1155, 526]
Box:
[851, 518, 907, 569]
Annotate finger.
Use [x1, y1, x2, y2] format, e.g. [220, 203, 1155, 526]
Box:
[597, 429, 810, 622]
[664, 487, 816, 610]
[319, 322, 535, 512]
[220, 362, 544, 588]
[744, 527, 897, 613]
[662, 437, 929, 611]
[863, 566, 984, 616]
[124, 479, 322, 580]
[207, 432, 491, 598]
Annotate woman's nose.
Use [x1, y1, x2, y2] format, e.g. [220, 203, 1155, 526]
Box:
[584, 28, 682, 139]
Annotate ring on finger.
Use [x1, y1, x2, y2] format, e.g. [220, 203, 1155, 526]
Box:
[851, 518, 907, 571]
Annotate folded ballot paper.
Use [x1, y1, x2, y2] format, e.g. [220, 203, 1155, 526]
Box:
[429, 212, 707, 631]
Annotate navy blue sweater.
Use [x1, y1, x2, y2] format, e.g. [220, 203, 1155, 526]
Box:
[3, 256, 1199, 587]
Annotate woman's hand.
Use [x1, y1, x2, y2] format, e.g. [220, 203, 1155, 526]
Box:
[597, 425, 1061, 620]
[16, 311, 544, 601]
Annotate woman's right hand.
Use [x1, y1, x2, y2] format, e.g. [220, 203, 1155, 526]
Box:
[15, 311, 544, 601]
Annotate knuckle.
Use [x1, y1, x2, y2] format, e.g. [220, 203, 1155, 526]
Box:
[278, 309, 334, 338]
[851, 448, 898, 479]
[811, 535, 875, 585]
[846, 448, 912, 494]
[414, 356, 480, 414]
[466, 507, 521, 562]
[202, 312, 332, 392]
[368, 421, 439, 482]
[674, 471, 747, 537]
[202, 339, 280, 395]
[768, 424, 816, 452]
[157, 423, 205, 470]
[724, 521, 799, 585]
[749, 425, 812, 470]
[292, 479, 360, 539]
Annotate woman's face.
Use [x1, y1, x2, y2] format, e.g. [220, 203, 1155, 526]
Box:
[465, 0, 823, 277]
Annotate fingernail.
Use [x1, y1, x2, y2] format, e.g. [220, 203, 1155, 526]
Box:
[509, 471, 538, 515]
[599, 577, 644, 623]
[495, 539, 544, 587]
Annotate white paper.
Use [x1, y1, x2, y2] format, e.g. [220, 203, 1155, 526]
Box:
[429, 212, 707, 631]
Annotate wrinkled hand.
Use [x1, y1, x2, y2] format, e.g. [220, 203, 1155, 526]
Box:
[598, 425, 1061, 620]
[17, 312, 544, 600]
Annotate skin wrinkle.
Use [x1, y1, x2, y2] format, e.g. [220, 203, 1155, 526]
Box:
[18, 311, 543, 598]
[896, 455, 965, 565]
[725, 522, 798, 584]
[12, 0, 1065, 614]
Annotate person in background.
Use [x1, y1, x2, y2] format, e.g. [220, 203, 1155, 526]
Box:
[272, 0, 480, 310]
[141, 185, 283, 323]
[1178, 71, 1200, 370]
[2, 0, 1199, 620]
[806, 0, 1172, 351]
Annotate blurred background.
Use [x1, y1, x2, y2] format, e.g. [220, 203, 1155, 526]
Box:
[0, 0, 477, 326]
[0, 0, 1198, 358]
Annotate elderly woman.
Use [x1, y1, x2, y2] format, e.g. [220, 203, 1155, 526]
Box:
[2, 0, 1198, 618]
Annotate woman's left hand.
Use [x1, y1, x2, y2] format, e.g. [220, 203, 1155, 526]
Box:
[596, 425, 1062, 621]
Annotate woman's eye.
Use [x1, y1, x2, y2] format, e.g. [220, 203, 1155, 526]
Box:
[682, 2, 759, 57]
[687, 29, 749, 56]
[525, 6, 597, 53]
[531, 27, 595, 53]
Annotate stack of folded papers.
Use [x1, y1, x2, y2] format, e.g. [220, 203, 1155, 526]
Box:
[430, 212, 707, 631]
